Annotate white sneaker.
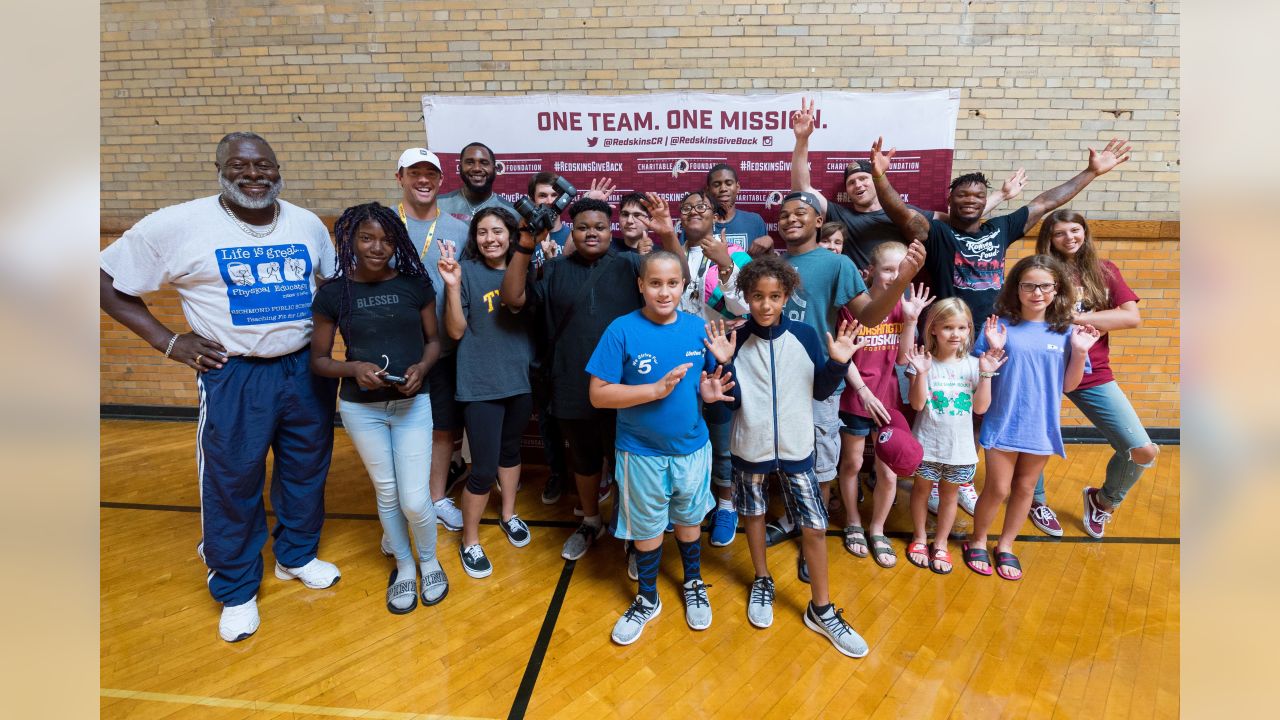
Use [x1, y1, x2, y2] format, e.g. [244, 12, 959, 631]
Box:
[219, 596, 260, 642]
[611, 595, 661, 645]
[958, 482, 979, 516]
[274, 558, 341, 589]
[434, 497, 463, 531]
[927, 482, 940, 515]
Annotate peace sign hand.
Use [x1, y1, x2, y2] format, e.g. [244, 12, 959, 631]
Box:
[437, 240, 461, 289]
[792, 97, 816, 140]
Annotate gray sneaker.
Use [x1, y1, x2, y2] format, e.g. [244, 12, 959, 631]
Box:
[611, 595, 662, 645]
[746, 576, 775, 629]
[626, 546, 638, 582]
[804, 602, 869, 658]
[682, 579, 712, 631]
[561, 522, 604, 561]
[419, 560, 449, 605]
[434, 497, 463, 531]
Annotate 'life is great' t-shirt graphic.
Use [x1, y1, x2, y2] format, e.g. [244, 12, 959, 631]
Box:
[217, 244, 313, 325]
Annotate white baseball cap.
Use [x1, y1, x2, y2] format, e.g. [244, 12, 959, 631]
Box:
[397, 148, 442, 172]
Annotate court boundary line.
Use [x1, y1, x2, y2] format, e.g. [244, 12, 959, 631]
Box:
[99, 501, 1180, 544]
[507, 559, 576, 720]
[100, 687, 493, 720]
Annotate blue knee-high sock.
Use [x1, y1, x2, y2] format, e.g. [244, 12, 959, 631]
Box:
[635, 546, 661, 603]
[677, 538, 701, 583]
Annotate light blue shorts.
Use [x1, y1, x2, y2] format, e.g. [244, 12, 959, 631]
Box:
[613, 441, 715, 541]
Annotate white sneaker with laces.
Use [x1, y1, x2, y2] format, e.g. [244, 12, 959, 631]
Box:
[219, 596, 260, 643]
[274, 558, 341, 589]
[611, 595, 661, 645]
[958, 482, 979, 516]
[434, 497, 463, 531]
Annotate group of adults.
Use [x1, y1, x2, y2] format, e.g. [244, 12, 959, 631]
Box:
[100, 97, 1156, 646]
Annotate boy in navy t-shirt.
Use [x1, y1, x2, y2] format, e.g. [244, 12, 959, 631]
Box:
[586, 250, 728, 646]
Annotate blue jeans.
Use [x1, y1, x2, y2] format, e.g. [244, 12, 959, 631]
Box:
[1034, 381, 1155, 508]
[339, 395, 437, 564]
[704, 404, 732, 490]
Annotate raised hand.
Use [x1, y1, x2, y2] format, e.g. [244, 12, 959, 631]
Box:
[699, 366, 736, 404]
[826, 319, 863, 364]
[586, 177, 616, 202]
[791, 97, 816, 140]
[978, 347, 1007, 374]
[906, 344, 932, 375]
[897, 237, 927, 278]
[1087, 137, 1132, 176]
[901, 282, 936, 323]
[639, 192, 676, 238]
[702, 319, 737, 364]
[651, 362, 693, 401]
[1070, 323, 1102, 352]
[1001, 167, 1027, 201]
[702, 229, 732, 268]
[437, 240, 462, 289]
[983, 315, 1007, 352]
[870, 136, 896, 178]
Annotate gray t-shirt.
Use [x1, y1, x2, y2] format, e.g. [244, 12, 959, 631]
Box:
[437, 190, 517, 224]
[456, 259, 533, 402]
[398, 205, 469, 356]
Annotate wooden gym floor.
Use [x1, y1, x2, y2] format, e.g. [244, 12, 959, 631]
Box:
[101, 419, 1179, 719]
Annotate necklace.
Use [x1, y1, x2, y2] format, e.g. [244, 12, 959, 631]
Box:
[220, 196, 279, 238]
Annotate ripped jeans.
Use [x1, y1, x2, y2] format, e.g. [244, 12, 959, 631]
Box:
[1034, 380, 1157, 508]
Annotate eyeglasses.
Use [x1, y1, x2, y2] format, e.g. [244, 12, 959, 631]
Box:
[619, 211, 651, 220]
[1017, 282, 1058, 294]
[680, 203, 711, 215]
[223, 161, 279, 172]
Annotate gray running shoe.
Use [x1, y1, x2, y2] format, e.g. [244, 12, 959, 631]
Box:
[746, 576, 775, 629]
[682, 579, 712, 631]
[611, 595, 662, 645]
[561, 522, 604, 561]
[804, 602, 869, 658]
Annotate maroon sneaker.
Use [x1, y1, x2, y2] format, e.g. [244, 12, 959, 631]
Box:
[1028, 501, 1064, 537]
[1081, 487, 1113, 539]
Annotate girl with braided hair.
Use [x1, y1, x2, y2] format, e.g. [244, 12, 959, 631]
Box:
[311, 201, 448, 613]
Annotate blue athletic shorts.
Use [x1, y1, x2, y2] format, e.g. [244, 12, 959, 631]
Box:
[613, 441, 714, 541]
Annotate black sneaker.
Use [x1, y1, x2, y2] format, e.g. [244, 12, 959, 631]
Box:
[765, 519, 800, 548]
[797, 553, 810, 584]
[500, 515, 532, 548]
[541, 474, 564, 505]
[459, 543, 493, 579]
[445, 459, 469, 495]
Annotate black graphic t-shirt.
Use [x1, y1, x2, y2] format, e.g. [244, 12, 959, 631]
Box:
[312, 273, 436, 403]
[826, 201, 930, 270]
[924, 206, 1030, 323]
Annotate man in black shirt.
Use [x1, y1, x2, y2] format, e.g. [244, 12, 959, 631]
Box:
[500, 195, 686, 561]
[871, 135, 1132, 324]
[789, 97, 1026, 270]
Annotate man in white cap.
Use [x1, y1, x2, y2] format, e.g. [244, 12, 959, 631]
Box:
[393, 148, 472, 531]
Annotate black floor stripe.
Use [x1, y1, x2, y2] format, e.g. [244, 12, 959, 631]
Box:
[100, 501, 1180, 545]
[508, 559, 575, 720]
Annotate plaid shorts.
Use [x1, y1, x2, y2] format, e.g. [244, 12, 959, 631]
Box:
[915, 460, 977, 485]
[732, 467, 828, 531]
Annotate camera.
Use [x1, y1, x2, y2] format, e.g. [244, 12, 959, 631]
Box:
[514, 175, 578, 235]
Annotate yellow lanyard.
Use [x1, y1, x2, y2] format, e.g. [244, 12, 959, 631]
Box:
[399, 203, 439, 258]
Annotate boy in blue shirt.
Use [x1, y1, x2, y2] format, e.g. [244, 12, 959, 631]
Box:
[587, 250, 732, 645]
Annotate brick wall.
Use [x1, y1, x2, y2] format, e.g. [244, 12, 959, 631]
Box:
[100, 0, 1180, 426]
[101, 1, 1179, 219]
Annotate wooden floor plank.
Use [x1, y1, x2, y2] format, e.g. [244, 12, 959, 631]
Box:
[100, 420, 1179, 720]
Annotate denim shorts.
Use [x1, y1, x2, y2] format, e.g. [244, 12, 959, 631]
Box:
[838, 411, 876, 437]
[733, 467, 828, 531]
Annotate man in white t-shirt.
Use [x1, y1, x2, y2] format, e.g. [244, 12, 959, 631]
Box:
[99, 132, 341, 643]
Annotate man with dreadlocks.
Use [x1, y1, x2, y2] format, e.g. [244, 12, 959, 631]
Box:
[99, 132, 340, 643]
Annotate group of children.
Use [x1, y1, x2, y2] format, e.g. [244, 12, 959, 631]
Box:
[308, 106, 1156, 658]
